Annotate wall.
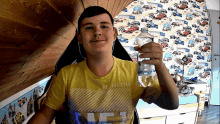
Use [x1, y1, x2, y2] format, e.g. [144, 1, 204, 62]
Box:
[209, 9, 220, 105]
[114, 0, 212, 87]
[206, 0, 220, 11]
[0, 76, 51, 124]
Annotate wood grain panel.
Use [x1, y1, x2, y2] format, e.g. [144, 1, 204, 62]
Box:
[97, 0, 108, 9]
[16, 61, 41, 74]
[0, 63, 54, 100]
[0, 69, 19, 80]
[18, 48, 46, 62]
[0, 47, 34, 58]
[0, 57, 23, 65]
[114, 0, 133, 17]
[112, 0, 127, 17]
[0, 0, 44, 29]
[0, 63, 24, 75]
[0, 71, 53, 101]
[0, 73, 31, 91]
[81, 0, 98, 9]
[0, 0, 74, 38]
[120, 0, 134, 17]
[0, 74, 20, 86]
[12, 33, 70, 62]
[23, 68, 54, 85]
[38, 31, 74, 49]
[106, 0, 116, 16]
[111, 0, 121, 18]
[0, 16, 41, 48]
[45, 0, 84, 27]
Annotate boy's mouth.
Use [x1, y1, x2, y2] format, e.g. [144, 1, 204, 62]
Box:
[93, 40, 104, 42]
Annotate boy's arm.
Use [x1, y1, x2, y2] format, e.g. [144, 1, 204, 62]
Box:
[27, 104, 56, 124]
[153, 63, 179, 110]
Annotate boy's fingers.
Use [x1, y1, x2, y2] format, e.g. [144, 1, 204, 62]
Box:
[138, 46, 163, 53]
[134, 46, 140, 51]
[141, 42, 160, 47]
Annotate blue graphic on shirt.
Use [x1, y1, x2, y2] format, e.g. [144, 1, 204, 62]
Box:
[70, 110, 82, 124]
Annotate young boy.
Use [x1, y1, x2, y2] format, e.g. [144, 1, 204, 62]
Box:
[28, 6, 179, 124]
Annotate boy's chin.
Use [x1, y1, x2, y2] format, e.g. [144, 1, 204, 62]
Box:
[91, 50, 112, 56]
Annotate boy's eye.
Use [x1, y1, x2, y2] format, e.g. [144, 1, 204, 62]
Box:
[101, 25, 108, 28]
[85, 26, 93, 30]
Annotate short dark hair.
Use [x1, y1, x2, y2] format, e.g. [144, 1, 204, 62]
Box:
[77, 6, 114, 33]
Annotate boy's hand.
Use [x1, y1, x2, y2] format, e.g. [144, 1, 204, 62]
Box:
[134, 42, 163, 67]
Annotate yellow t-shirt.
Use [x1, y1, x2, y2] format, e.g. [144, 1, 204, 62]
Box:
[44, 56, 161, 124]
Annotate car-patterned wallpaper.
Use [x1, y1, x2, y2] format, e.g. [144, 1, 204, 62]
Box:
[0, 78, 49, 124]
[114, 0, 211, 85]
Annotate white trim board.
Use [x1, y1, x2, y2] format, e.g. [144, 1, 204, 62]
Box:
[206, 0, 220, 11]
[0, 75, 52, 109]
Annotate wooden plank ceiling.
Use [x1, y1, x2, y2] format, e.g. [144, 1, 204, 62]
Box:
[0, 0, 133, 102]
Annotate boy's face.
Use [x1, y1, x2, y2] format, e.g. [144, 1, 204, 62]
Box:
[77, 13, 117, 56]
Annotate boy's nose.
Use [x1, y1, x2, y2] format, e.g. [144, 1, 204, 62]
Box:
[94, 27, 102, 36]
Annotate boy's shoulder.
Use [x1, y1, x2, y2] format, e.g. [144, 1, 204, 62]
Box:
[61, 59, 86, 72]
[114, 56, 137, 68]
[114, 56, 136, 64]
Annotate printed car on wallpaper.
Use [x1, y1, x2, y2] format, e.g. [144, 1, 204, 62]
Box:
[186, 13, 193, 20]
[199, 45, 210, 52]
[171, 21, 180, 27]
[160, 0, 169, 3]
[8, 104, 16, 119]
[188, 39, 196, 47]
[17, 97, 27, 108]
[163, 23, 172, 31]
[117, 34, 129, 43]
[170, 35, 179, 39]
[188, 68, 196, 76]
[125, 27, 137, 33]
[207, 54, 212, 62]
[173, 51, 182, 55]
[206, 28, 211, 36]
[12, 112, 25, 124]
[195, 65, 203, 69]
[199, 72, 210, 78]
[128, 21, 140, 26]
[174, 1, 188, 10]
[163, 53, 173, 61]
[203, 5, 208, 12]
[133, 6, 143, 14]
[146, 20, 158, 28]
[149, 10, 167, 20]
[114, 18, 123, 23]
[172, 10, 183, 17]
[196, 27, 204, 34]
[175, 38, 184, 45]
[1, 115, 9, 124]
[27, 97, 34, 117]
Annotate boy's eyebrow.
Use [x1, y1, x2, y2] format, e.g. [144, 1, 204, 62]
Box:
[100, 21, 111, 24]
[81, 23, 93, 27]
[82, 21, 111, 27]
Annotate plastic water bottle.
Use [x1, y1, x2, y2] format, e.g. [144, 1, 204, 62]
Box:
[137, 37, 157, 87]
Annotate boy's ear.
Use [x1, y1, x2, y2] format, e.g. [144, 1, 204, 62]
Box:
[76, 31, 82, 44]
[113, 27, 118, 41]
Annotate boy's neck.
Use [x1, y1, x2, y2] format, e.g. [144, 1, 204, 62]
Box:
[86, 54, 114, 77]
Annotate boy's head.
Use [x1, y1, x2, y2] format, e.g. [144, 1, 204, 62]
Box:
[77, 6, 114, 33]
[76, 6, 117, 57]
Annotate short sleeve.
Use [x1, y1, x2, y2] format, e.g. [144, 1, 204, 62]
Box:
[140, 78, 162, 104]
[44, 68, 67, 111]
